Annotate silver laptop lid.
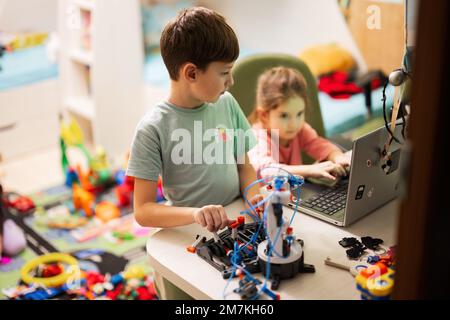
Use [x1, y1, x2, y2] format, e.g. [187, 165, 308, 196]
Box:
[343, 124, 405, 225]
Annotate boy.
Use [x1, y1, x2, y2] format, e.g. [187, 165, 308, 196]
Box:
[127, 7, 261, 235]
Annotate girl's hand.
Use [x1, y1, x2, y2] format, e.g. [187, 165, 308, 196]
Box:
[306, 161, 346, 181]
[328, 151, 351, 168]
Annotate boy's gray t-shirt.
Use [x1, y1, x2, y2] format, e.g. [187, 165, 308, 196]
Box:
[126, 92, 255, 207]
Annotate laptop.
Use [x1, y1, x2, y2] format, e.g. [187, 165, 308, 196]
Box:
[288, 124, 405, 226]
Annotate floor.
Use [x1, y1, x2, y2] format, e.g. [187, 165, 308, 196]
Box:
[0, 146, 158, 300]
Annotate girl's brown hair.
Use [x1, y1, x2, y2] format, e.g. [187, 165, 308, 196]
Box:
[250, 67, 308, 123]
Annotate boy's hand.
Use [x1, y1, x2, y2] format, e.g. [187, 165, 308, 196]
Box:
[193, 205, 230, 232]
[306, 161, 346, 181]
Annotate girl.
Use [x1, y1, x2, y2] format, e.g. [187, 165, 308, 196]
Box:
[248, 67, 350, 180]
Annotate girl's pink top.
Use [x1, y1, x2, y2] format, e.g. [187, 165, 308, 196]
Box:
[248, 122, 340, 175]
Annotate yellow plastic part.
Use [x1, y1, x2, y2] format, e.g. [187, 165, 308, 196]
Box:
[21, 253, 79, 288]
[61, 118, 84, 146]
[123, 265, 146, 280]
[356, 266, 395, 298]
[9, 33, 48, 50]
[366, 269, 395, 297]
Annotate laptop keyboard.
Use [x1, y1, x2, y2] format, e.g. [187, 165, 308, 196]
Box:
[301, 180, 348, 215]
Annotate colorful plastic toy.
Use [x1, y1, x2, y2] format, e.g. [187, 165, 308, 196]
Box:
[355, 262, 395, 300]
[95, 201, 120, 223]
[2, 192, 35, 214]
[60, 118, 113, 192]
[20, 253, 79, 288]
[72, 184, 95, 217]
[47, 215, 88, 229]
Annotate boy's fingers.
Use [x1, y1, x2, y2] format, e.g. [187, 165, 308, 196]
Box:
[218, 207, 229, 229]
[196, 211, 206, 227]
[211, 207, 222, 229]
[203, 210, 214, 230]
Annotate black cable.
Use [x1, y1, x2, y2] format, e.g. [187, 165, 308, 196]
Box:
[382, 80, 401, 144]
[401, 104, 407, 140]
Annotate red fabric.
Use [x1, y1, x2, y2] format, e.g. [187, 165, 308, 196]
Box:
[318, 71, 382, 100]
[318, 71, 362, 99]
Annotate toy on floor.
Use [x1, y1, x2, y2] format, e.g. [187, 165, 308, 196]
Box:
[2, 191, 36, 215]
[95, 201, 120, 223]
[76, 265, 157, 300]
[1, 219, 27, 259]
[72, 183, 95, 217]
[33, 205, 88, 230]
[70, 213, 146, 243]
[60, 118, 114, 193]
[59, 118, 136, 220]
[1, 184, 27, 260]
[20, 252, 79, 288]
[5, 257, 157, 300]
[46, 215, 88, 229]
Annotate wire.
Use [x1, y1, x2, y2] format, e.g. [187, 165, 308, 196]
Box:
[242, 176, 273, 222]
[260, 165, 295, 178]
[289, 185, 301, 226]
[400, 105, 407, 140]
[225, 171, 305, 299]
[223, 193, 274, 299]
[382, 81, 401, 144]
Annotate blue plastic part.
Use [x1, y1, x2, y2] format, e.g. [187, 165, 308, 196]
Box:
[65, 168, 79, 188]
[114, 170, 126, 185]
[261, 285, 278, 300]
[367, 255, 380, 264]
[110, 274, 124, 285]
[273, 177, 284, 191]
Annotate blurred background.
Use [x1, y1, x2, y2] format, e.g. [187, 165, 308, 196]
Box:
[0, 0, 413, 193]
[0, 0, 417, 300]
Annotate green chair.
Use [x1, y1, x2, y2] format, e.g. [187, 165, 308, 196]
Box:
[229, 53, 343, 164]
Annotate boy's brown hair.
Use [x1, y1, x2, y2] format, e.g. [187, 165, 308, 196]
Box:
[160, 7, 239, 80]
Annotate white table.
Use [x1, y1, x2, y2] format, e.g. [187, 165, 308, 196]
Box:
[146, 199, 399, 300]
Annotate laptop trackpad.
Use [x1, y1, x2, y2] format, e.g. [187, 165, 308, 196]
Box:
[293, 182, 330, 201]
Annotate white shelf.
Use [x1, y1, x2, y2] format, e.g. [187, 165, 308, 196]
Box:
[69, 49, 93, 66]
[73, 0, 95, 11]
[65, 96, 95, 120]
[59, 0, 144, 159]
